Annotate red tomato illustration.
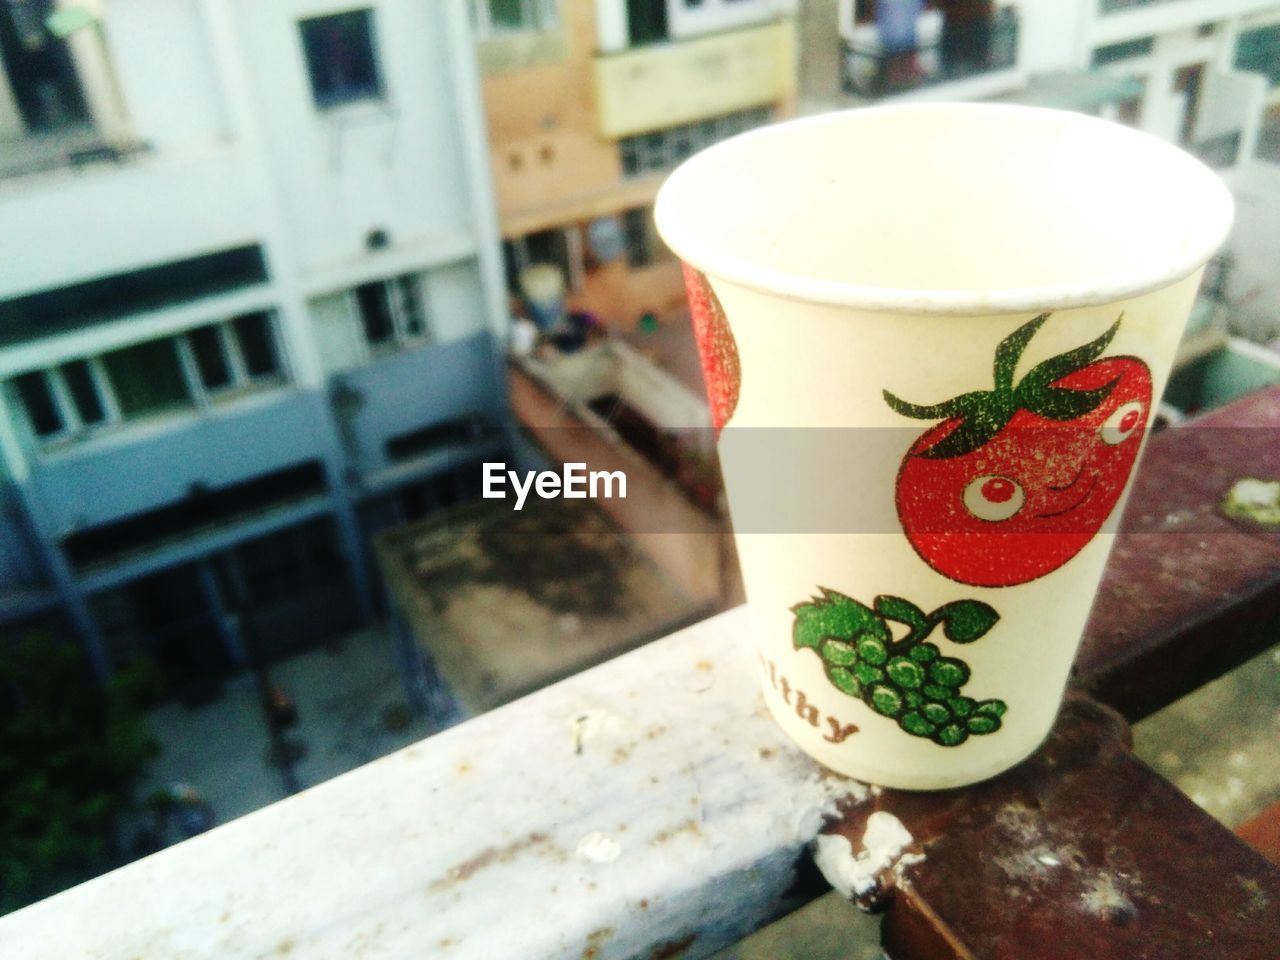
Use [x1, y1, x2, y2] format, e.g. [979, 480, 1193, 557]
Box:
[884, 312, 1152, 587]
[683, 265, 740, 436]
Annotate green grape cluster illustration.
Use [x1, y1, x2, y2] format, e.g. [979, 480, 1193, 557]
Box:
[791, 589, 1008, 747]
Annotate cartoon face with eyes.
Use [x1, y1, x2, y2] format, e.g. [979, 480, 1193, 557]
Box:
[884, 312, 1152, 588]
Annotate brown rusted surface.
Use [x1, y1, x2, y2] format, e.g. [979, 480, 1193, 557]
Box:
[826, 695, 1280, 960]
[1075, 387, 1280, 721]
[1237, 802, 1280, 867]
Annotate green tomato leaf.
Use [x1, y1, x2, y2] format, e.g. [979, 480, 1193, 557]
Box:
[791, 588, 886, 651]
[995, 312, 1052, 392]
[933, 600, 1000, 644]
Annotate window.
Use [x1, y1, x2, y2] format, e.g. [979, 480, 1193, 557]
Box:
[469, 0, 557, 37]
[385, 417, 487, 462]
[231, 313, 281, 379]
[64, 462, 328, 570]
[0, 246, 268, 350]
[621, 207, 672, 269]
[626, 0, 668, 46]
[1091, 37, 1155, 67]
[619, 107, 771, 178]
[1234, 24, 1280, 88]
[299, 9, 383, 109]
[60, 360, 106, 426]
[189, 326, 233, 391]
[101, 339, 192, 419]
[185, 313, 282, 394]
[13, 372, 63, 438]
[353, 275, 430, 350]
[9, 315, 287, 446]
[11, 362, 116, 441]
[0, 0, 89, 133]
[503, 228, 580, 294]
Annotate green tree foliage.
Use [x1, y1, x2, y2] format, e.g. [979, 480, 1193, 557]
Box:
[0, 630, 160, 914]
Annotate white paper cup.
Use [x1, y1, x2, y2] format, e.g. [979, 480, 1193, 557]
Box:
[655, 104, 1232, 789]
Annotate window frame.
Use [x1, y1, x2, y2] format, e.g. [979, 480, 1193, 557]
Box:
[618, 106, 772, 179]
[10, 314, 288, 449]
[469, 0, 558, 39]
[298, 7, 386, 111]
[350, 274, 433, 356]
[620, 206, 673, 270]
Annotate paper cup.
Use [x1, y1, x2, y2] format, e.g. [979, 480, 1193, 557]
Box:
[655, 104, 1232, 789]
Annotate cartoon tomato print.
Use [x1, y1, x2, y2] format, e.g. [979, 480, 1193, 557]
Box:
[682, 264, 741, 436]
[884, 312, 1152, 588]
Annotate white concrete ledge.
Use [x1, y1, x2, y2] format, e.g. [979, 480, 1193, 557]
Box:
[0, 607, 866, 959]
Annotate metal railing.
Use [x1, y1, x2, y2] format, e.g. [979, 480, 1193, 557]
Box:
[0, 130, 151, 182]
[842, 8, 1018, 98]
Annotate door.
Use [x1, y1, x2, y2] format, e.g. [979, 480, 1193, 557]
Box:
[1173, 62, 1206, 146]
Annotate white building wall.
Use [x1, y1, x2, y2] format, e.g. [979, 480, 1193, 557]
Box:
[105, 0, 231, 149]
[227, 0, 477, 280]
[426, 260, 489, 344]
[1016, 3, 1085, 73]
[0, 148, 259, 302]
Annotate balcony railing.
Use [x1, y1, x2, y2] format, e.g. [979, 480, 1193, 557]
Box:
[594, 19, 796, 140]
[0, 126, 149, 182]
[842, 7, 1018, 99]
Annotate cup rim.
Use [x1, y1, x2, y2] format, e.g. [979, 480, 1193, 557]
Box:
[654, 102, 1235, 316]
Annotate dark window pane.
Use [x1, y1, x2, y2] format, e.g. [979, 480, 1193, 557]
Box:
[232, 313, 279, 378]
[525, 228, 571, 278]
[626, 0, 668, 45]
[1092, 37, 1154, 66]
[355, 282, 395, 345]
[1235, 25, 1280, 87]
[0, 246, 268, 350]
[60, 360, 106, 424]
[188, 326, 233, 390]
[235, 527, 307, 606]
[489, 0, 526, 30]
[394, 276, 425, 337]
[14, 372, 63, 437]
[299, 10, 383, 108]
[622, 208, 651, 268]
[300, 517, 345, 576]
[102, 339, 192, 419]
[63, 461, 327, 570]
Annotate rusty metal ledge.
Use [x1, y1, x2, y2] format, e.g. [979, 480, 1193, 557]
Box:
[822, 694, 1280, 960]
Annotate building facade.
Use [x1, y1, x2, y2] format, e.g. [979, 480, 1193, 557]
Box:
[1026, 0, 1280, 340]
[471, 0, 798, 330]
[0, 0, 514, 694]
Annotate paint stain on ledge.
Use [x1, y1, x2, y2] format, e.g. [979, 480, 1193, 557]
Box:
[1221, 476, 1280, 526]
[813, 811, 923, 906]
[428, 832, 559, 893]
[576, 831, 623, 864]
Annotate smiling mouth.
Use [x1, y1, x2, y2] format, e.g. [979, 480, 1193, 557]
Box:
[1035, 472, 1098, 519]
